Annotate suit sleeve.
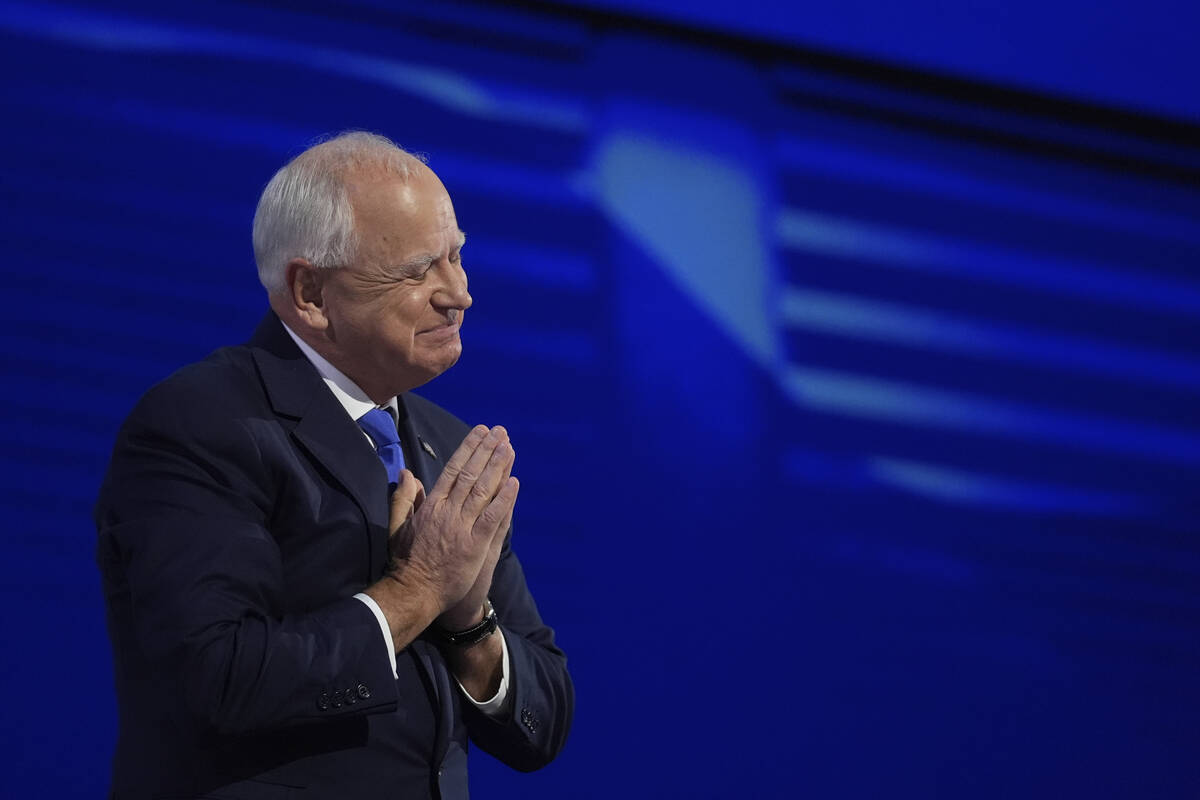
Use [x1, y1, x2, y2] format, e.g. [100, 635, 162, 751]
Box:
[460, 530, 575, 771]
[95, 382, 399, 737]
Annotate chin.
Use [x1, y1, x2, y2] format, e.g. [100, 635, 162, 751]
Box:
[402, 352, 461, 391]
[432, 349, 463, 377]
[430, 339, 463, 371]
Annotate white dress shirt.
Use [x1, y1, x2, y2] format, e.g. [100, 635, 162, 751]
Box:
[281, 323, 510, 715]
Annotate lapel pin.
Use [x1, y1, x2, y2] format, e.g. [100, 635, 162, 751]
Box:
[419, 437, 437, 459]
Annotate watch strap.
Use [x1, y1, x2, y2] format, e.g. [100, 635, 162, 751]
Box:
[434, 599, 498, 648]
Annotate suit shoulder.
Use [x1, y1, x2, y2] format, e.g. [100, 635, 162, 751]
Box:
[133, 345, 265, 424]
[97, 345, 270, 525]
[110, 346, 269, 457]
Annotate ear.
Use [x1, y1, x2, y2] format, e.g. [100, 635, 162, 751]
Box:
[282, 258, 330, 331]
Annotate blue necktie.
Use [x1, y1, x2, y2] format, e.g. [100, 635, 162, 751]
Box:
[357, 407, 405, 487]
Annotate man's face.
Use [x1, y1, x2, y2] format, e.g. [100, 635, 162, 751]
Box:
[319, 166, 471, 400]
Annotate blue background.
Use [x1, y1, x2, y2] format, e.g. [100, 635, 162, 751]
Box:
[2, 1, 1199, 796]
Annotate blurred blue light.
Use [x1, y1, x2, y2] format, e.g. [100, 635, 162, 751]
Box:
[782, 446, 1146, 515]
[786, 365, 1200, 465]
[465, 236, 597, 291]
[776, 208, 1200, 315]
[869, 456, 1146, 515]
[780, 287, 1200, 391]
[595, 129, 779, 369]
[0, 1, 587, 131]
[775, 135, 1200, 246]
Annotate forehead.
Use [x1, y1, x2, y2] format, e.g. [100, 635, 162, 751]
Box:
[349, 169, 459, 253]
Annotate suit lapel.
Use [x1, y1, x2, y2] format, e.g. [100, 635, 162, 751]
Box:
[397, 394, 446, 492]
[247, 312, 391, 579]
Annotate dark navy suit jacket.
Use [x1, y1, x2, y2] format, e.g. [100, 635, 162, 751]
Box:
[95, 313, 573, 799]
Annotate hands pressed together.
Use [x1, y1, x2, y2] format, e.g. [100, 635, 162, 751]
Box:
[365, 424, 518, 657]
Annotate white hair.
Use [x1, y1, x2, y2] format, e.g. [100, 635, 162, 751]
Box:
[252, 131, 427, 293]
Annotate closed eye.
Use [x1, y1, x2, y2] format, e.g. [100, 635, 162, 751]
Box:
[391, 257, 434, 280]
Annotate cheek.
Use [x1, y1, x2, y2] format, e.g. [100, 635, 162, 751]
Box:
[385, 292, 428, 346]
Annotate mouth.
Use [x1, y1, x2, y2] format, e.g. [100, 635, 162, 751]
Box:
[418, 319, 461, 337]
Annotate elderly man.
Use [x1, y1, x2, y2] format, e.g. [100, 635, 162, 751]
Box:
[95, 132, 573, 799]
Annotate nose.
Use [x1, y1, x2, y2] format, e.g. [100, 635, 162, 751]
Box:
[435, 258, 472, 312]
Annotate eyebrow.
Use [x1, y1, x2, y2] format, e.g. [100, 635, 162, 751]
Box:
[392, 230, 467, 275]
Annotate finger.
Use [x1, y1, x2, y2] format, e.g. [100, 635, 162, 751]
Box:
[404, 469, 427, 511]
[432, 425, 489, 498]
[486, 441, 516, 506]
[497, 477, 517, 541]
[459, 438, 515, 522]
[475, 476, 519, 541]
[447, 426, 509, 510]
[388, 469, 421, 536]
[489, 501, 514, 560]
[500, 439, 515, 484]
[490, 453, 515, 549]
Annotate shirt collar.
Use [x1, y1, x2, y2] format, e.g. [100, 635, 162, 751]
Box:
[281, 322, 398, 424]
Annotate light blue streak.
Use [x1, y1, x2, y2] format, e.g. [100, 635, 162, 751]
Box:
[0, 1, 588, 132]
[782, 446, 1146, 515]
[829, 534, 976, 583]
[776, 209, 1200, 315]
[780, 287, 1200, 391]
[595, 131, 778, 370]
[775, 135, 1200, 247]
[13, 89, 323, 155]
[774, 69, 1200, 173]
[466, 236, 596, 292]
[868, 457, 1145, 515]
[479, 85, 590, 134]
[431, 153, 590, 209]
[785, 365, 1200, 465]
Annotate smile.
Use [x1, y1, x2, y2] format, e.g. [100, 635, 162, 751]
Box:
[418, 319, 461, 338]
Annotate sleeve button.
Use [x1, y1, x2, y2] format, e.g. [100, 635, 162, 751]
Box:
[357, 683, 371, 699]
[317, 692, 330, 711]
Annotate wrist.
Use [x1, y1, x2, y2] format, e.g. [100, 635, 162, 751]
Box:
[370, 563, 442, 629]
[434, 599, 497, 648]
[437, 596, 486, 631]
[438, 613, 481, 632]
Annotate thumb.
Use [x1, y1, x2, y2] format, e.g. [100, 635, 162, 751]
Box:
[389, 469, 424, 537]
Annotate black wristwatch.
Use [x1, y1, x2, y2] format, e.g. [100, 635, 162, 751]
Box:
[434, 599, 498, 647]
